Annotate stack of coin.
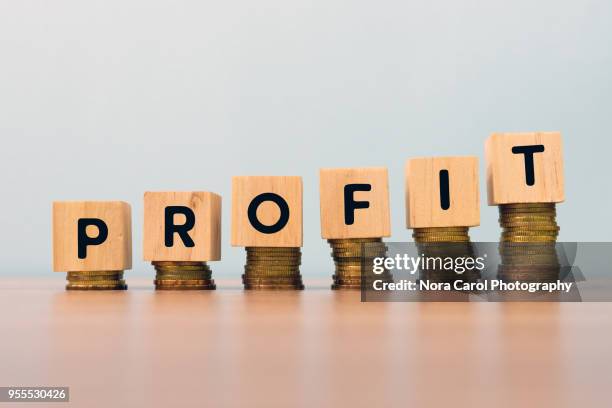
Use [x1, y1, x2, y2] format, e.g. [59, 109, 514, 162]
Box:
[153, 261, 216, 290]
[498, 242, 560, 282]
[66, 271, 127, 290]
[412, 227, 470, 243]
[412, 227, 480, 284]
[499, 203, 559, 242]
[242, 247, 304, 290]
[497, 203, 561, 283]
[328, 238, 390, 290]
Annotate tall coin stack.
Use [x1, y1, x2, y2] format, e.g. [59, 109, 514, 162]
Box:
[153, 261, 216, 290]
[498, 203, 561, 283]
[66, 271, 127, 290]
[499, 203, 559, 243]
[242, 247, 304, 290]
[328, 238, 390, 290]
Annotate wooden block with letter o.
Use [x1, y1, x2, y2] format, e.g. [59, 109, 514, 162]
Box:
[143, 192, 221, 262]
[405, 157, 480, 228]
[319, 167, 391, 239]
[52, 201, 132, 272]
[231, 176, 303, 247]
[485, 131, 564, 205]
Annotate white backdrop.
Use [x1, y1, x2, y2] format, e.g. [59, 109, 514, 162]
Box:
[0, 0, 610, 276]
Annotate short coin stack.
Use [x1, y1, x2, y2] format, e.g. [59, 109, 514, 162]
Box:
[242, 247, 304, 290]
[153, 261, 216, 290]
[328, 238, 390, 290]
[499, 203, 559, 243]
[66, 271, 127, 290]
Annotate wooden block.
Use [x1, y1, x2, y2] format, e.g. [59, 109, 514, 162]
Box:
[319, 167, 391, 239]
[485, 131, 564, 205]
[231, 176, 302, 247]
[52, 201, 132, 272]
[143, 192, 221, 262]
[405, 157, 480, 228]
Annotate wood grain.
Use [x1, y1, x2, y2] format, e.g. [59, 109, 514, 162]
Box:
[405, 156, 480, 228]
[1, 277, 611, 408]
[52, 201, 132, 272]
[319, 167, 391, 239]
[485, 131, 564, 205]
[143, 191, 221, 262]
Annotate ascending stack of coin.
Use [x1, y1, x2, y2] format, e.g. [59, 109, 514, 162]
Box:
[242, 247, 304, 290]
[497, 203, 561, 283]
[66, 271, 127, 290]
[499, 203, 559, 242]
[328, 238, 390, 290]
[498, 242, 560, 282]
[153, 261, 216, 290]
[412, 227, 480, 283]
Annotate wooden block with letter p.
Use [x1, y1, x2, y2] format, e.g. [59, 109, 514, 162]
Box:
[319, 167, 391, 239]
[405, 157, 480, 228]
[485, 131, 564, 205]
[143, 192, 222, 262]
[52, 201, 132, 272]
[231, 176, 302, 247]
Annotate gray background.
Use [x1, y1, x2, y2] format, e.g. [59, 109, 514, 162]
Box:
[0, 0, 610, 277]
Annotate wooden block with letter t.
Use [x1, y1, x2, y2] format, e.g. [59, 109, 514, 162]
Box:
[485, 131, 564, 205]
[405, 157, 480, 228]
[143, 192, 222, 262]
[52, 201, 132, 272]
[231, 176, 303, 247]
[319, 167, 391, 239]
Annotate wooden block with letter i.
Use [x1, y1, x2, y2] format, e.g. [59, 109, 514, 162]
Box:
[319, 167, 391, 239]
[485, 131, 564, 205]
[53, 201, 131, 290]
[405, 156, 480, 229]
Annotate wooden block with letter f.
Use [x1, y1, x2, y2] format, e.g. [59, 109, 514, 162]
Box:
[319, 167, 391, 239]
[319, 167, 391, 289]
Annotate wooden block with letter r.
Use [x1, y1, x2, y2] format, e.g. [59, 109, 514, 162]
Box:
[52, 201, 132, 272]
[405, 157, 480, 228]
[485, 131, 564, 205]
[143, 191, 222, 262]
[231, 176, 303, 247]
[319, 167, 391, 239]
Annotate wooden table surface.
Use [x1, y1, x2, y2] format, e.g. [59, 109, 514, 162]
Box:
[1, 277, 611, 408]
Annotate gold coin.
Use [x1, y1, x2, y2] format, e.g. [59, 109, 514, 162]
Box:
[67, 271, 122, 276]
[246, 247, 301, 253]
[152, 261, 206, 267]
[67, 275, 123, 281]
